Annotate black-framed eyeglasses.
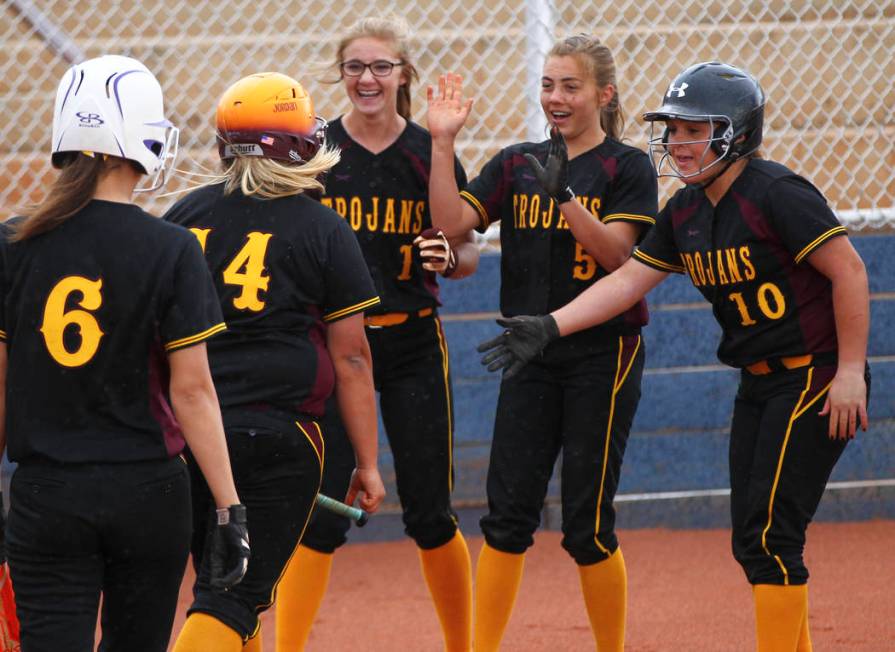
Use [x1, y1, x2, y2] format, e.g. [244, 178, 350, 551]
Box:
[339, 59, 403, 77]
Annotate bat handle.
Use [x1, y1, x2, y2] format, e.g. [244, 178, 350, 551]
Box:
[315, 493, 369, 527]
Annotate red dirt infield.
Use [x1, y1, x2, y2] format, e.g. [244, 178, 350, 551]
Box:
[166, 520, 895, 651]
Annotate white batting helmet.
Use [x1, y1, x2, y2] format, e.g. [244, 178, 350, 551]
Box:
[51, 54, 179, 192]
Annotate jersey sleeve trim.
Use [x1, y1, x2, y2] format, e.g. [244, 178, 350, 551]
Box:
[459, 191, 489, 229]
[793, 226, 847, 264]
[164, 323, 227, 352]
[323, 296, 381, 323]
[0, 330, 6, 340]
[632, 249, 685, 273]
[603, 213, 657, 226]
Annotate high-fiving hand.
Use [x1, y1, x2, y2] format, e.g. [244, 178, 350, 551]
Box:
[426, 72, 474, 141]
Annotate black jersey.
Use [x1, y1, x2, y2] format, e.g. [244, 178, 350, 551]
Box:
[164, 183, 378, 424]
[0, 201, 225, 464]
[461, 137, 656, 348]
[320, 118, 467, 314]
[634, 158, 846, 368]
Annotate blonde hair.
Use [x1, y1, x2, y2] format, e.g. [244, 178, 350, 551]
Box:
[548, 35, 626, 141]
[178, 146, 341, 200]
[333, 15, 419, 120]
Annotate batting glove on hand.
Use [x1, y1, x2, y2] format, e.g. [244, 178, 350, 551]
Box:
[210, 504, 250, 590]
[523, 125, 574, 204]
[414, 227, 457, 277]
[477, 315, 560, 378]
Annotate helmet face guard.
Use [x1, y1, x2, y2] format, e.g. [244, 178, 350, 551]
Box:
[645, 114, 733, 180]
[642, 61, 765, 181]
[135, 121, 179, 193]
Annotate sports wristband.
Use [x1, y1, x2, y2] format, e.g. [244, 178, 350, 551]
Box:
[554, 186, 574, 204]
[217, 504, 247, 525]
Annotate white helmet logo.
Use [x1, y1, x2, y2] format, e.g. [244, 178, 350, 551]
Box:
[667, 82, 689, 98]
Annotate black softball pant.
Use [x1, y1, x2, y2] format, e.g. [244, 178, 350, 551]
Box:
[187, 418, 323, 639]
[730, 362, 871, 585]
[302, 314, 458, 552]
[6, 456, 191, 652]
[481, 335, 644, 566]
[298, 396, 355, 553]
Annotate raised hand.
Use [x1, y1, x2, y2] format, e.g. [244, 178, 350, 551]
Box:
[426, 72, 474, 141]
[523, 125, 574, 203]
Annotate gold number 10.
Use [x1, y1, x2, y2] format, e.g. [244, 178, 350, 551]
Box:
[728, 282, 786, 326]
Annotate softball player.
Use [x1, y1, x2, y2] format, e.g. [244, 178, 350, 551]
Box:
[164, 71, 385, 652]
[428, 35, 657, 651]
[482, 61, 870, 652]
[0, 55, 247, 652]
[275, 16, 479, 652]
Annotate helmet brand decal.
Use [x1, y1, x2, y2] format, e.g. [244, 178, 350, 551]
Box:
[666, 82, 689, 98]
[76, 112, 104, 127]
[288, 150, 304, 162]
[273, 101, 297, 113]
[224, 143, 264, 157]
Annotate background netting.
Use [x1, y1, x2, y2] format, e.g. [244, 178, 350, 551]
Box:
[3, 1, 893, 229]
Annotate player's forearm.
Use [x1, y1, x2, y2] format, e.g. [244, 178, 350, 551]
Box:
[171, 387, 240, 509]
[333, 353, 379, 469]
[560, 200, 634, 272]
[446, 236, 480, 280]
[429, 136, 472, 238]
[551, 258, 665, 336]
[831, 260, 870, 373]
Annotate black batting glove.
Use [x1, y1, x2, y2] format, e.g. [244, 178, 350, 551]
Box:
[477, 315, 560, 378]
[210, 504, 250, 590]
[523, 125, 574, 204]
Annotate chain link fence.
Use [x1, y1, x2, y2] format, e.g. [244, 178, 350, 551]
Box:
[2, 1, 893, 229]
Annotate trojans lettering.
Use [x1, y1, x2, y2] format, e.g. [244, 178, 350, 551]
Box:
[679, 246, 756, 288]
[511, 193, 601, 230]
[321, 196, 425, 235]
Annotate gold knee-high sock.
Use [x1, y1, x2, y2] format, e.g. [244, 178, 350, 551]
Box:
[418, 530, 473, 652]
[172, 613, 243, 652]
[275, 545, 335, 652]
[796, 592, 812, 652]
[474, 543, 525, 652]
[243, 629, 263, 652]
[578, 547, 627, 652]
[753, 584, 808, 652]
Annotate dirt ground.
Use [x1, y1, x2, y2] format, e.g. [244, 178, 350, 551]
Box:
[165, 520, 895, 651]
